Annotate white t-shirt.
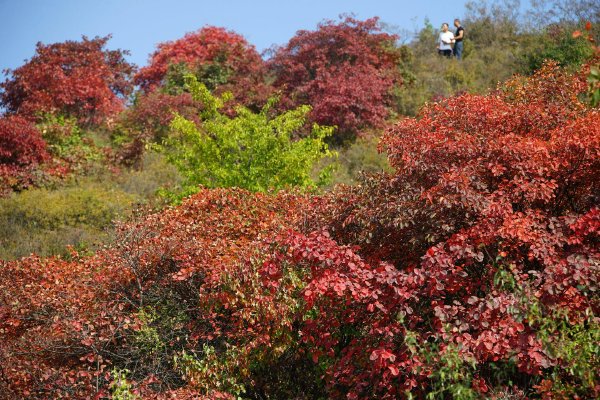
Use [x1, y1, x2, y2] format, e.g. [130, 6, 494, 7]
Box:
[439, 31, 454, 51]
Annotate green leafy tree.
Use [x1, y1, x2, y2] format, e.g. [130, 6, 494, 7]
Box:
[160, 75, 334, 198]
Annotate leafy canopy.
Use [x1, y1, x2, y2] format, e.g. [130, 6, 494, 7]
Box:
[0, 35, 135, 125]
[268, 16, 404, 143]
[0, 115, 49, 193]
[159, 75, 335, 197]
[134, 26, 271, 110]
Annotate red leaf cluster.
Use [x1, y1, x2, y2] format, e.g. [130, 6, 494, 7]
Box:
[134, 26, 271, 109]
[303, 62, 599, 396]
[269, 17, 403, 142]
[0, 115, 49, 192]
[0, 35, 135, 125]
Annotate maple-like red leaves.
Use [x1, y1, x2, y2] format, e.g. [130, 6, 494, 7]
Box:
[268, 17, 403, 142]
[0, 35, 135, 126]
[1, 59, 598, 399]
[135, 26, 271, 109]
[0, 115, 49, 192]
[303, 61, 599, 397]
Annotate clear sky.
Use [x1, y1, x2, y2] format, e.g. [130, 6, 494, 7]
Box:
[0, 0, 469, 72]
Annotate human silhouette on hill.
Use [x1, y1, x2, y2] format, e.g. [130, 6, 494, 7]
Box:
[453, 19, 465, 59]
[437, 23, 454, 57]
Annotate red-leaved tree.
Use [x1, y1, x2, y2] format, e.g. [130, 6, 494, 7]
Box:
[0, 35, 135, 125]
[1, 62, 598, 399]
[134, 26, 271, 110]
[268, 17, 403, 143]
[302, 61, 599, 398]
[0, 115, 49, 193]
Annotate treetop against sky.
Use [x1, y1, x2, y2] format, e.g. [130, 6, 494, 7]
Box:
[1, 0, 469, 71]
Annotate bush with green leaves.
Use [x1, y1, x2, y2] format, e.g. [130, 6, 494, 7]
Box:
[324, 134, 392, 186]
[159, 75, 335, 198]
[522, 23, 595, 74]
[114, 151, 183, 205]
[0, 181, 136, 259]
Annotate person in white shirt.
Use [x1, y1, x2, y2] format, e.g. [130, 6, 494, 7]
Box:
[437, 23, 455, 57]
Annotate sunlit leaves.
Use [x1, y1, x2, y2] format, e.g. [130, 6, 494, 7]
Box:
[269, 16, 403, 143]
[0, 35, 135, 125]
[159, 75, 335, 196]
[0, 115, 49, 192]
[135, 26, 271, 110]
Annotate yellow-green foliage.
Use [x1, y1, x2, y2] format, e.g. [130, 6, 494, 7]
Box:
[110, 369, 138, 400]
[115, 151, 183, 204]
[159, 75, 335, 198]
[0, 182, 136, 259]
[174, 345, 247, 397]
[325, 134, 392, 186]
[38, 114, 106, 173]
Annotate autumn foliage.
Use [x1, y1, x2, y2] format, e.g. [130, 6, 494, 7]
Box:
[0, 189, 310, 398]
[0, 36, 135, 125]
[269, 17, 404, 142]
[1, 60, 598, 399]
[0, 115, 48, 192]
[303, 61, 599, 398]
[135, 26, 271, 109]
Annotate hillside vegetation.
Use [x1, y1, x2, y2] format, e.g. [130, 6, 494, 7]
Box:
[0, 0, 599, 398]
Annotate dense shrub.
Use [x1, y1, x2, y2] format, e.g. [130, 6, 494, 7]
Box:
[269, 16, 404, 143]
[0, 115, 49, 193]
[0, 189, 313, 398]
[135, 26, 271, 110]
[0, 36, 135, 125]
[523, 23, 595, 73]
[0, 181, 137, 260]
[304, 62, 599, 398]
[159, 75, 334, 198]
[36, 114, 109, 178]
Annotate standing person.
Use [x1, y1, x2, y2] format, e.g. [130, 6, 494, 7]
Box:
[437, 23, 454, 58]
[453, 19, 465, 60]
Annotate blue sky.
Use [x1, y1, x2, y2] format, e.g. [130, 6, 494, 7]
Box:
[0, 0, 469, 72]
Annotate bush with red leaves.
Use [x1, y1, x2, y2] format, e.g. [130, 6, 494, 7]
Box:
[1, 63, 598, 399]
[135, 26, 271, 110]
[268, 16, 403, 143]
[0, 35, 135, 126]
[0, 189, 319, 399]
[303, 61, 599, 398]
[0, 115, 49, 192]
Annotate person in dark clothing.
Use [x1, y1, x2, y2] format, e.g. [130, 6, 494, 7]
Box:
[453, 19, 464, 59]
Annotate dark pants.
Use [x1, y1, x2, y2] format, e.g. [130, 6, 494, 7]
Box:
[454, 41, 463, 60]
[438, 49, 452, 58]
